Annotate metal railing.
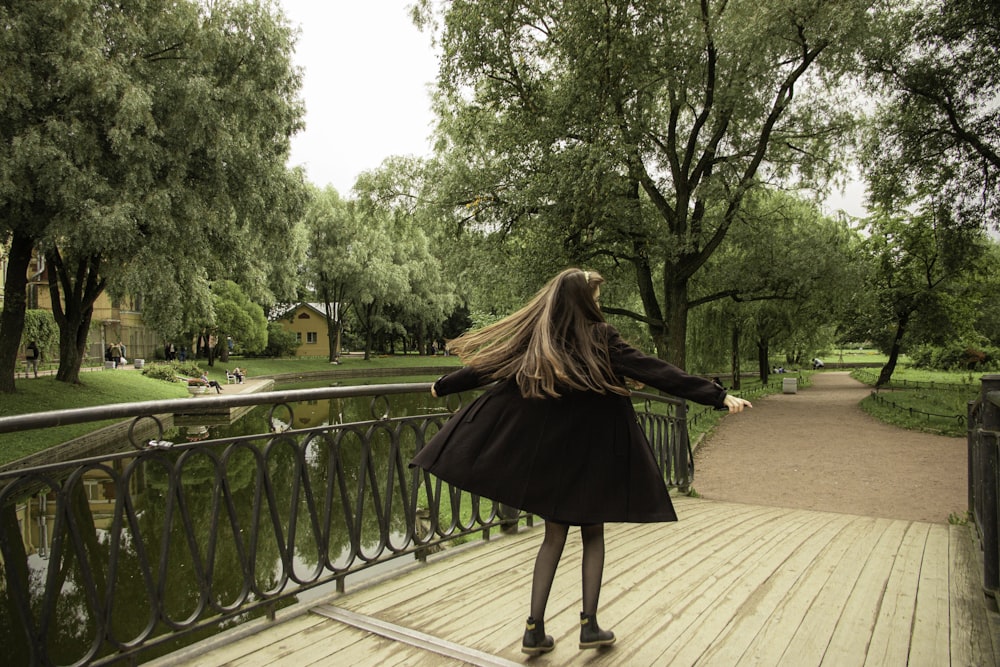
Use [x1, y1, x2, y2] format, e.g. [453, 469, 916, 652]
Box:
[969, 375, 1000, 599]
[0, 383, 689, 666]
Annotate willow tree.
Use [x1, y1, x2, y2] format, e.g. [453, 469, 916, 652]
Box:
[861, 0, 999, 229]
[0, 0, 305, 389]
[418, 0, 871, 367]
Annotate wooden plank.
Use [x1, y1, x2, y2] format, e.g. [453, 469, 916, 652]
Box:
[212, 619, 363, 667]
[622, 506, 816, 664]
[694, 511, 858, 665]
[156, 613, 332, 667]
[312, 605, 522, 667]
[907, 524, 950, 667]
[863, 522, 930, 666]
[148, 498, 1000, 667]
[949, 523, 999, 666]
[776, 517, 897, 666]
[655, 509, 842, 666]
[821, 518, 909, 665]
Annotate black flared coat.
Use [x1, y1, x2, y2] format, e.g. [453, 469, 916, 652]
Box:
[410, 324, 727, 525]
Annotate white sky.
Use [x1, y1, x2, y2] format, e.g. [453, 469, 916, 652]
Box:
[278, 0, 868, 216]
[279, 0, 439, 196]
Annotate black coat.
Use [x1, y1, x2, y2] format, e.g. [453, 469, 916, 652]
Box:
[410, 324, 728, 525]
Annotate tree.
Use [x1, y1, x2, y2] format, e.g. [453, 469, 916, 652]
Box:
[688, 191, 861, 383]
[0, 0, 305, 391]
[861, 0, 1000, 230]
[418, 0, 870, 368]
[303, 187, 352, 362]
[211, 280, 268, 361]
[856, 203, 989, 386]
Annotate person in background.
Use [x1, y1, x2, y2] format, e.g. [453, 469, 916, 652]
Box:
[25, 341, 40, 378]
[200, 372, 223, 394]
[410, 268, 751, 656]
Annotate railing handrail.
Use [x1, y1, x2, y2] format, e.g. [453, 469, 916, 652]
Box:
[0, 381, 692, 666]
[968, 374, 1000, 599]
[0, 382, 434, 436]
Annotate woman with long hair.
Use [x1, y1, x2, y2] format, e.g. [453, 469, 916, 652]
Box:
[411, 268, 751, 655]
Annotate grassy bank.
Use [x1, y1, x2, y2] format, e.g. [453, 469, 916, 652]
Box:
[0, 373, 191, 462]
[851, 368, 984, 438]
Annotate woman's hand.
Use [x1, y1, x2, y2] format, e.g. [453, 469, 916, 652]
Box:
[723, 394, 752, 413]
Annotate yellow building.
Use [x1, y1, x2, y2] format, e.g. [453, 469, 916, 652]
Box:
[3, 249, 162, 363]
[273, 302, 337, 358]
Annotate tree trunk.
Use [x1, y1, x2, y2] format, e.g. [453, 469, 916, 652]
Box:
[662, 278, 689, 367]
[877, 312, 911, 387]
[0, 232, 34, 392]
[47, 251, 104, 384]
[730, 324, 742, 390]
[321, 297, 340, 362]
[757, 338, 770, 386]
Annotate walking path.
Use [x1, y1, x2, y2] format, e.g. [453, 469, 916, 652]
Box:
[692, 371, 968, 524]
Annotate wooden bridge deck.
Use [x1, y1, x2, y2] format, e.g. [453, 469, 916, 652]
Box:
[155, 495, 999, 667]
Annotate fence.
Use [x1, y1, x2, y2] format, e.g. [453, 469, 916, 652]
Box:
[0, 383, 689, 666]
[968, 374, 1000, 598]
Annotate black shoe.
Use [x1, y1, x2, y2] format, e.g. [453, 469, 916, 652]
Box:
[579, 612, 615, 649]
[522, 616, 555, 655]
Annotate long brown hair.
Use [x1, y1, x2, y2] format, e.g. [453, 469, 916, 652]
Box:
[446, 268, 629, 398]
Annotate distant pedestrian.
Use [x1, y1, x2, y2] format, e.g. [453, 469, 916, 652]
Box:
[25, 342, 40, 378]
[410, 268, 751, 655]
[200, 372, 223, 393]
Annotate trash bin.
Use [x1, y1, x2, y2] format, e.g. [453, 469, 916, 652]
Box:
[104, 361, 116, 370]
[782, 377, 798, 394]
[134, 359, 145, 369]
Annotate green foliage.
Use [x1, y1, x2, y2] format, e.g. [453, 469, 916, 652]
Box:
[211, 280, 268, 355]
[140, 361, 204, 382]
[425, 0, 872, 366]
[303, 180, 460, 360]
[20, 310, 58, 358]
[860, 389, 971, 438]
[263, 322, 299, 358]
[861, 0, 1000, 229]
[908, 344, 1000, 372]
[0, 0, 306, 385]
[853, 367, 983, 437]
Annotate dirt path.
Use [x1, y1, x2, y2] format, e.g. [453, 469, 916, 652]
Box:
[691, 371, 968, 524]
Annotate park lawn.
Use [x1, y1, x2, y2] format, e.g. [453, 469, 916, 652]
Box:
[853, 367, 985, 438]
[824, 348, 893, 365]
[0, 372, 190, 463]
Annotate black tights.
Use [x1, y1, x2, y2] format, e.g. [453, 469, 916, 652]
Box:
[529, 521, 605, 620]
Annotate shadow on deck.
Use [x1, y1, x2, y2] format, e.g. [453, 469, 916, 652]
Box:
[152, 495, 1000, 666]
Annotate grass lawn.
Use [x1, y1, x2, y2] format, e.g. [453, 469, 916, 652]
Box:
[0, 372, 190, 462]
[824, 348, 893, 365]
[852, 367, 985, 438]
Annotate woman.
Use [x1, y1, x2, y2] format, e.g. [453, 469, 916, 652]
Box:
[410, 268, 751, 655]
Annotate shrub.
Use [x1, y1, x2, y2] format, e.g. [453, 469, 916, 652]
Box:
[262, 322, 299, 357]
[142, 361, 204, 382]
[909, 343, 1000, 371]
